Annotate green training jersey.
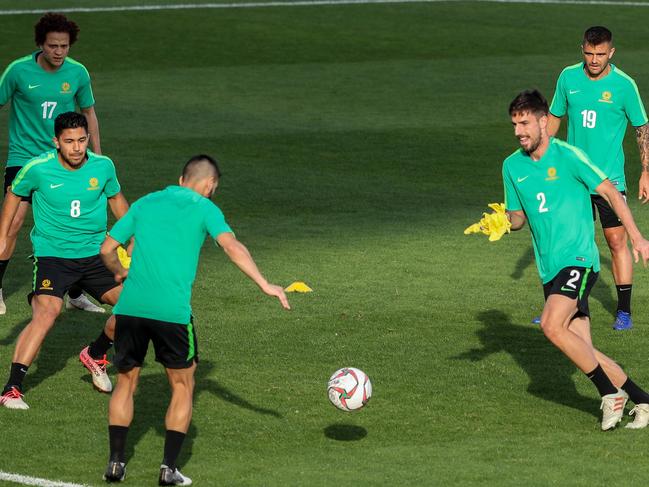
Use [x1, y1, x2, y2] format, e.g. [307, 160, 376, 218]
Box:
[503, 138, 607, 283]
[549, 63, 647, 192]
[0, 51, 95, 167]
[12, 149, 120, 258]
[109, 185, 233, 325]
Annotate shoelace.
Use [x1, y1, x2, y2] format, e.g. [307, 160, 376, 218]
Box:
[93, 355, 110, 371]
[3, 387, 23, 399]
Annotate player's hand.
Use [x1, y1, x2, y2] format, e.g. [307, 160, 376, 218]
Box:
[262, 283, 291, 310]
[632, 237, 649, 266]
[464, 203, 511, 241]
[114, 268, 129, 283]
[639, 174, 649, 204]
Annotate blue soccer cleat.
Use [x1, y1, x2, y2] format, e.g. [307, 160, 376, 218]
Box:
[531, 315, 541, 325]
[613, 311, 633, 331]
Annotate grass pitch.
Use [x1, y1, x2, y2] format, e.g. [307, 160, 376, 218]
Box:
[3, 1, 649, 486]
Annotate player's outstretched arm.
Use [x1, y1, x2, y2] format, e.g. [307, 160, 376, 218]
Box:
[108, 192, 129, 220]
[216, 232, 290, 310]
[100, 235, 129, 283]
[635, 123, 649, 203]
[0, 190, 22, 255]
[81, 106, 102, 155]
[597, 179, 649, 265]
[507, 210, 527, 231]
[546, 114, 562, 137]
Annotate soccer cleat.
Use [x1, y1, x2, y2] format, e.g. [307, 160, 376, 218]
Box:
[79, 346, 112, 393]
[625, 404, 649, 429]
[66, 293, 106, 313]
[600, 389, 628, 430]
[531, 315, 541, 325]
[103, 461, 126, 482]
[0, 288, 6, 315]
[159, 465, 192, 486]
[612, 311, 633, 331]
[0, 386, 29, 409]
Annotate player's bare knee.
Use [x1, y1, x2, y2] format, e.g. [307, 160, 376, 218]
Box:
[540, 319, 561, 342]
[605, 229, 628, 252]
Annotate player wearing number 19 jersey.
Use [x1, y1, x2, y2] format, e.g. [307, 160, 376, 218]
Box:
[548, 26, 649, 330]
[503, 89, 649, 431]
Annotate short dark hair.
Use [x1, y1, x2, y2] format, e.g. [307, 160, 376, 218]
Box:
[54, 112, 88, 137]
[583, 26, 612, 46]
[508, 89, 549, 117]
[34, 13, 80, 46]
[182, 154, 222, 181]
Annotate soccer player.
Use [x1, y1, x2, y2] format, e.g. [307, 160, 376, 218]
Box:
[99, 155, 290, 484]
[503, 89, 649, 430]
[0, 112, 129, 410]
[547, 26, 649, 330]
[0, 12, 104, 314]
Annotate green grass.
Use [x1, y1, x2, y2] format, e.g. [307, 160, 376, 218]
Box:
[3, 1, 649, 486]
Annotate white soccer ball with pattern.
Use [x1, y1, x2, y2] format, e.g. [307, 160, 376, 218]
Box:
[327, 367, 372, 411]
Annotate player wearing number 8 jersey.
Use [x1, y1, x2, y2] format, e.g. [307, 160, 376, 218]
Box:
[503, 89, 649, 430]
[548, 26, 649, 330]
[0, 112, 129, 410]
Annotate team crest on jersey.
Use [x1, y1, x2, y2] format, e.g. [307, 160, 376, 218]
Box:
[599, 91, 613, 103]
[545, 167, 559, 181]
[87, 177, 100, 191]
[60, 82, 71, 94]
[40, 279, 53, 290]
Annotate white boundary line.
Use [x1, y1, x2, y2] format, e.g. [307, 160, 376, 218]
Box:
[0, 471, 91, 487]
[0, 0, 649, 16]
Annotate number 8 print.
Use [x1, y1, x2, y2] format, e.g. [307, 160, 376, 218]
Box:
[70, 200, 81, 217]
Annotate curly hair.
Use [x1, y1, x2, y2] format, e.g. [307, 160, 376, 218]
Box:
[34, 13, 79, 46]
[54, 112, 88, 137]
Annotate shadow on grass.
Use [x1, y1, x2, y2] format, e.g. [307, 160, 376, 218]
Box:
[123, 359, 282, 467]
[323, 424, 367, 441]
[510, 245, 616, 317]
[454, 309, 597, 417]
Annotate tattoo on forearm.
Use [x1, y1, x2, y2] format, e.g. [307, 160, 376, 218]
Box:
[635, 124, 649, 167]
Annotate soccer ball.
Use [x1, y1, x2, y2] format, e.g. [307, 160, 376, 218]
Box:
[327, 367, 372, 411]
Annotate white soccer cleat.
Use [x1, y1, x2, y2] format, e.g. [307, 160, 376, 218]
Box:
[0, 288, 7, 315]
[600, 389, 628, 431]
[0, 386, 29, 409]
[66, 293, 105, 313]
[159, 465, 192, 486]
[79, 346, 112, 393]
[625, 404, 649, 429]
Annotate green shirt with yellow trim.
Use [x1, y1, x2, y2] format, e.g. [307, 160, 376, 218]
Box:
[549, 63, 647, 192]
[0, 51, 95, 167]
[503, 138, 607, 283]
[12, 149, 120, 258]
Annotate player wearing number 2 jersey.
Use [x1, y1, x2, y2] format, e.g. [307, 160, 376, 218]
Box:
[0, 112, 129, 410]
[503, 89, 649, 431]
[0, 12, 104, 315]
[548, 26, 649, 330]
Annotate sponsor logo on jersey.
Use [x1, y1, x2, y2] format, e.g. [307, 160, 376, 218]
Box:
[50, 183, 64, 189]
[87, 177, 100, 190]
[40, 278, 53, 290]
[28, 84, 41, 90]
[517, 175, 529, 183]
[599, 91, 613, 103]
[60, 82, 71, 94]
[569, 89, 580, 95]
[545, 167, 559, 181]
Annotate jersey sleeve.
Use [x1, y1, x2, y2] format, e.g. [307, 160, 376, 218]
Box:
[502, 161, 523, 212]
[75, 66, 95, 109]
[11, 163, 40, 197]
[204, 201, 233, 239]
[108, 206, 136, 244]
[103, 159, 121, 198]
[549, 70, 567, 118]
[624, 78, 649, 127]
[0, 63, 17, 106]
[569, 146, 607, 192]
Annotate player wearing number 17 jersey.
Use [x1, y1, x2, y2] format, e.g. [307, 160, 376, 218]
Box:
[503, 89, 649, 430]
[548, 26, 649, 330]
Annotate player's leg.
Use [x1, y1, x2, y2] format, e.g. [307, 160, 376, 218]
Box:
[66, 285, 106, 313]
[0, 294, 63, 409]
[0, 199, 30, 315]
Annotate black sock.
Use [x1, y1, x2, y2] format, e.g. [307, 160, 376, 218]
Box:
[163, 430, 186, 470]
[3, 362, 29, 393]
[586, 364, 618, 397]
[68, 285, 82, 300]
[89, 332, 113, 359]
[622, 378, 649, 405]
[616, 284, 632, 314]
[0, 259, 9, 289]
[108, 425, 129, 463]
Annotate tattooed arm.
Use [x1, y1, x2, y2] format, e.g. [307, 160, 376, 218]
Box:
[636, 123, 649, 204]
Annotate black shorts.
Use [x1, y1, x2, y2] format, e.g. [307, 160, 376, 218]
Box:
[591, 191, 626, 229]
[30, 255, 119, 303]
[543, 266, 598, 318]
[4, 165, 31, 203]
[113, 314, 198, 371]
